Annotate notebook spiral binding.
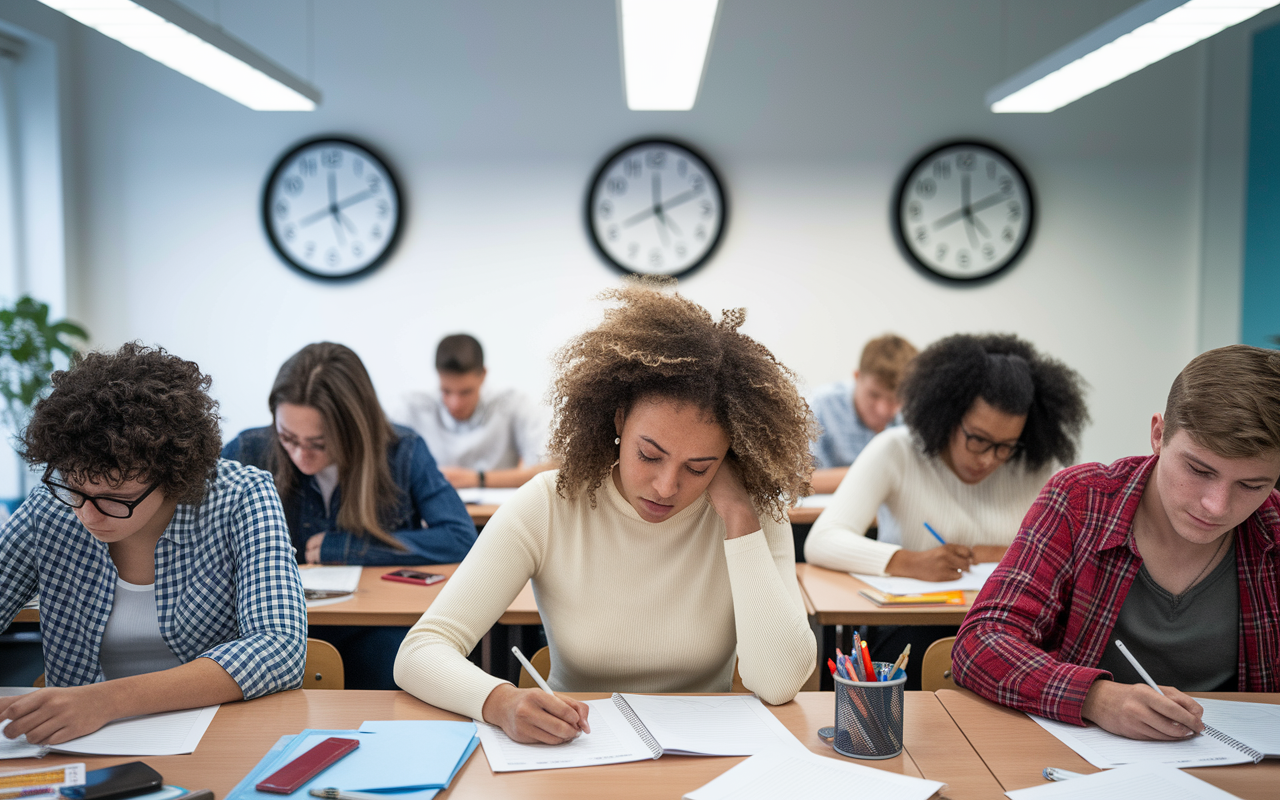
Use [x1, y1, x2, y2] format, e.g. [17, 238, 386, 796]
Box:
[611, 693, 663, 760]
[1204, 724, 1265, 764]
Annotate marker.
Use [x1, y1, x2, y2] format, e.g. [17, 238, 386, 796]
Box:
[859, 640, 877, 682]
[923, 522, 946, 546]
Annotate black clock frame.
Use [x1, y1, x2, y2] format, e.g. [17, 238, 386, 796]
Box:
[891, 139, 1036, 287]
[261, 136, 406, 283]
[584, 137, 729, 281]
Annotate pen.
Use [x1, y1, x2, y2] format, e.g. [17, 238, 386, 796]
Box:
[859, 640, 877, 682]
[1113, 640, 1164, 696]
[309, 790, 385, 800]
[827, 657, 838, 676]
[923, 522, 946, 546]
[1042, 768, 1084, 782]
[850, 633, 866, 680]
[512, 646, 589, 734]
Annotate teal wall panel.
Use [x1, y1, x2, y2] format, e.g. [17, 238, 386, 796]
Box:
[1244, 23, 1280, 348]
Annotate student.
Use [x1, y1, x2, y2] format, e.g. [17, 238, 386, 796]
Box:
[222, 342, 477, 689]
[401, 334, 555, 489]
[395, 284, 817, 745]
[809, 334, 918, 495]
[0, 344, 305, 745]
[953, 346, 1280, 741]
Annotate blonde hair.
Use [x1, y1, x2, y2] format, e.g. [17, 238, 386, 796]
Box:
[859, 334, 918, 392]
[268, 342, 404, 549]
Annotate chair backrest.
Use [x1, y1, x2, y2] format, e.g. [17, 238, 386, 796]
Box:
[920, 636, 958, 692]
[305, 637, 345, 690]
[33, 673, 44, 688]
[517, 646, 552, 689]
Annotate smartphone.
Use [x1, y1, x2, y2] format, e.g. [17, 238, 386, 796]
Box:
[381, 569, 446, 586]
[60, 762, 162, 800]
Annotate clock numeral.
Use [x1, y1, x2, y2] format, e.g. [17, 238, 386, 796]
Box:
[932, 161, 951, 180]
[298, 157, 317, 177]
[691, 175, 706, 193]
[1002, 227, 1015, 243]
[695, 225, 707, 241]
[935, 243, 948, 262]
[351, 242, 364, 259]
[274, 200, 289, 218]
[624, 158, 642, 178]
[322, 149, 343, 169]
[915, 178, 936, 199]
[645, 150, 666, 169]
[1008, 202, 1021, 221]
[607, 177, 628, 195]
[982, 243, 996, 261]
[598, 200, 613, 219]
[699, 199, 713, 217]
[956, 250, 971, 268]
[353, 159, 364, 177]
[648, 248, 664, 268]
[914, 227, 927, 244]
[370, 225, 383, 240]
[376, 200, 390, 218]
[367, 174, 381, 193]
[283, 177, 304, 196]
[675, 243, 687, 258]
[627, 242, 640, 259]
[677, 159, 688, 177]
[304, 241, 316, 259]
[607, 225, 619, 241]
[986, 160, 997, 179]
[957, 152, 976, 171]
[283, 224, 296, 242]
[326, 248, 341, 267]
[1000, 178, 1013, 195]
[908, 201, 922, 221]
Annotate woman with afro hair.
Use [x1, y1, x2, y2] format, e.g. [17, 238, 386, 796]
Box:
[807, 333, 1088, 578]
[395, 283, 817, 745]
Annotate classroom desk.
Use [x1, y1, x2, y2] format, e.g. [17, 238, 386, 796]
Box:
[6, 690, 1002, 799]
[937, 688, 1280, 799]
[467, 504, 499, 526]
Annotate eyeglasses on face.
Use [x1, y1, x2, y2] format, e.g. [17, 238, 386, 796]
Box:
[41, 467, 161, 519]
[959, 425, 1021, 461]
[276, 429, 327, 454]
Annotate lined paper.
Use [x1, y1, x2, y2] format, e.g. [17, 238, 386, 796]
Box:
[475, 698, 652, 771]
[619, 694, 806, 756]
[1004, 763, 1242, 799]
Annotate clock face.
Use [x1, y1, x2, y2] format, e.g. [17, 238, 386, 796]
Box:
[896, 142, 1034, 282]
[587, 139, 726, 278]
[263, 138, 403, 281]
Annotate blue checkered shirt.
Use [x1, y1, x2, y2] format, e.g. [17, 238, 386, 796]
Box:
[0, 460, 307, 699]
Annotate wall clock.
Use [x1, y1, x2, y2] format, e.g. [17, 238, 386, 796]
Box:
[587, 139, 726, 279]
[263, 137, 403, 281]
[895, 141, 1034, 283]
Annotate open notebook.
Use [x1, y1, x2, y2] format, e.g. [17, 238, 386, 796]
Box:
[475, 694, 806, 772]
[1030, 697, 1280, 768]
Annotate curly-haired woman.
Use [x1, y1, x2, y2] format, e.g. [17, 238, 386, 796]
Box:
[395, 284, 818, 745]
[0, 344, 306, 745]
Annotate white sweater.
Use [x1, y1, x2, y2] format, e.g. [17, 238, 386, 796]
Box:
[804, 427, 1056, 575]
[394, 471, 816, 720]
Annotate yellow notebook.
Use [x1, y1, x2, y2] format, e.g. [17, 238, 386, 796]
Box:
[858, 588, 966, 606]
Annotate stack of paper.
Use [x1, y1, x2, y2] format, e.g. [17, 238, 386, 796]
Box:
[853, 561, 999, 595]
[300, 565, 363, 606]
[225, 720, 478, 800]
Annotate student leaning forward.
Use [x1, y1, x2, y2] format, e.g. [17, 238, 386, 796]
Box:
[953, 345, 1280, 741]
[0, 343, 306, 746]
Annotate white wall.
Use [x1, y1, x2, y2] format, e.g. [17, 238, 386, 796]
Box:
[3, 0, 1274, 471]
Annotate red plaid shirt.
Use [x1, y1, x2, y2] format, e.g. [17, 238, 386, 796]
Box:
[953, 455, 1280, 725]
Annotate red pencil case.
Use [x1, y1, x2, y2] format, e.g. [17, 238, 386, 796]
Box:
[256, 736, 360, 794]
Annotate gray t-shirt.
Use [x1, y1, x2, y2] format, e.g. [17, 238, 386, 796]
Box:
[1097, 540, 1238, 692]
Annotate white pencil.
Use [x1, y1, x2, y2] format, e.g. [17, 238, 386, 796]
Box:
[512, 646, 554, 696]
[1114, 640, 1164, 696]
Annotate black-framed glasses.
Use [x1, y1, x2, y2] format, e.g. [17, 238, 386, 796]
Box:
[42, 467, 161, 519]
[959, 425, 1021, 461]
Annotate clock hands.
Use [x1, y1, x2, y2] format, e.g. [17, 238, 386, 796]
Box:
[621, 185, 704, 228]
[930, 190, 1009, 230]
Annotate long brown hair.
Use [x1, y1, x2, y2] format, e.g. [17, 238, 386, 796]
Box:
[268, 342, 404, 548]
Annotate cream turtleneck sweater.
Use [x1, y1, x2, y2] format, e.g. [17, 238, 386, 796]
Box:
[394, 470, 815, 720]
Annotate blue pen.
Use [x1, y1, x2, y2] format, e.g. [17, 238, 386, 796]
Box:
[923, 522, 946, 546]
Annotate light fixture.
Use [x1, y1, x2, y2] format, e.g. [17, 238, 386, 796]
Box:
[36, 0, 320, 111]
[987, 0, 1279, 113]
[619, 0, 719, 111]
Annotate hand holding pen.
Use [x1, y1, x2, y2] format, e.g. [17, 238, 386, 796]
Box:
[1079, 640, 1204, 741]
[479, 647, 591, 745]
[883, 523, 974, 581]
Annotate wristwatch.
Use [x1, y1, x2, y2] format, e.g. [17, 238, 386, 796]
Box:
[477, 471, 486, 488]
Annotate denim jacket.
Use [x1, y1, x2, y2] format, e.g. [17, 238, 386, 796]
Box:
[222, 425, 477, 566]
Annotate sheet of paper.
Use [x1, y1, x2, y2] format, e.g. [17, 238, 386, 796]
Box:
[1003, 762, 1243, 799]
[683, 750, 944, 800]
[455, 487, 520, 505]
[853, 561, 998, 594]
[304, 594, 355, 609]
[0, 696, 50, 759]
[795, 493, 834, 508]
[50, 705, 219, 756]
[298, 565, 362, 593]
[1027, 713, 1251, 768]
[1200, 698, 1280, 755]
[618, 694, 807, 757]
[474, 698, 653, 772]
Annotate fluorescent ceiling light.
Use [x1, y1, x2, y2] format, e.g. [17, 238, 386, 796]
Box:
[37, 0, 320, 110]
[988, 0, 1279, 113]
[620, 0, 719, 110]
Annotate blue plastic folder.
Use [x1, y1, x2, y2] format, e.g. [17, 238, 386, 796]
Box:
[224, 721, 479, 800]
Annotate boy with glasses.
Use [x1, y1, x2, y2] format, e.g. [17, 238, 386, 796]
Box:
[0, 343, 306, 746]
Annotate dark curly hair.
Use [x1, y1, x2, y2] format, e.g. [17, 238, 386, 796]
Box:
[548, 281, 817, 520]
[21, 342, 222, 504]
[899, 333, 1088, 471]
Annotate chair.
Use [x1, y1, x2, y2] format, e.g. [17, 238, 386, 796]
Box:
[516, 645, 552, 688]
[920, 636, 958, 692]
[32, 673, 44, 688]
[304, 637, 345, 689]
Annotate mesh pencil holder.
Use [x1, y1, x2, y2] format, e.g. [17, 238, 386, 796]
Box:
[832, 662, 905, 759]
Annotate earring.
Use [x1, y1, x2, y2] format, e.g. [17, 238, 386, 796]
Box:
[614, 437, 621, 445]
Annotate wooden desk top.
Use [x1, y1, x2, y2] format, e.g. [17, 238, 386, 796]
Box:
[937, 688, 1280, 799]
[787, 505, 821, 525]
[7, 690, 998, 799]
[466, 504, 499, 526]
[796, 563, 975, 626]
[304, 565, 536, 627]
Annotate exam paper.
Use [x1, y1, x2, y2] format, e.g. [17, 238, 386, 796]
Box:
[1027, 713, 1252, 768]
[1003, 762, 1243, 799]
[475, 698, 654, 771]
[683, 751, 944, 800]
[455, 487, 520, 505]
[853, 561, 998, 594]
[299, 565, 363, 593]
[619, 694, 806, 756]
[0, 702, 217, 758]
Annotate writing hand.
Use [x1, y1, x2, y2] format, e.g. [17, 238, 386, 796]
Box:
[482, 683, 591, 744]
[705, 460, 760, 540]
[885, 544, 974, 581]
[1082, 680, 1204, 740]
[0, 686, 115, 745]
[305, 533, 325, 564]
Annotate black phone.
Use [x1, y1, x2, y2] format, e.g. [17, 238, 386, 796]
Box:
[59, 762, 163, 800]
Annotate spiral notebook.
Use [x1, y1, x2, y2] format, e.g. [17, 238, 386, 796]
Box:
[474, 693, 806, 772]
